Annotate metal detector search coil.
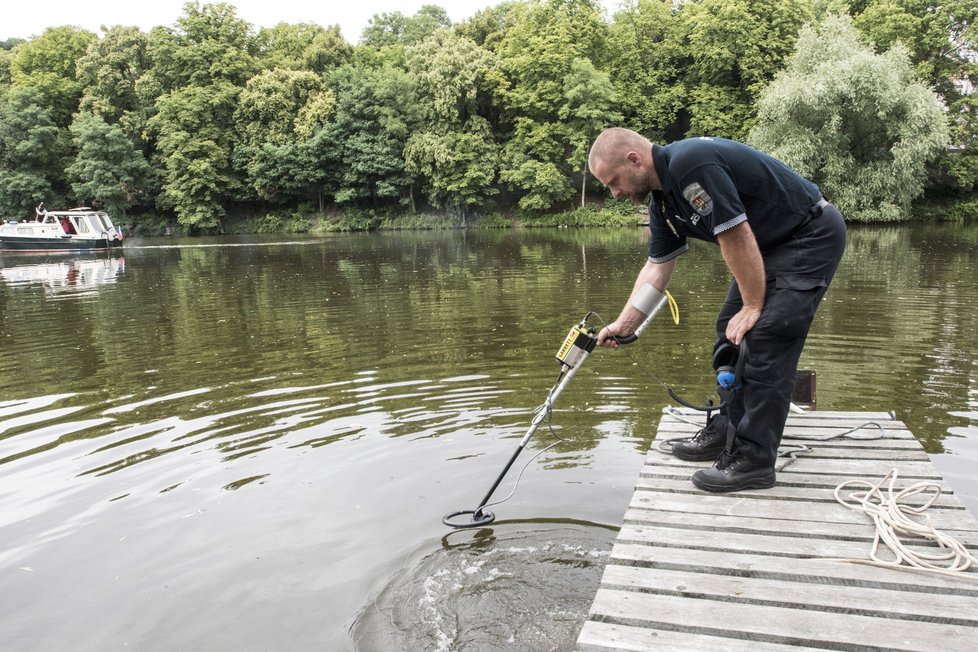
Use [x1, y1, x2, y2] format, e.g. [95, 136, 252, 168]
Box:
[555, 322, 597, 370]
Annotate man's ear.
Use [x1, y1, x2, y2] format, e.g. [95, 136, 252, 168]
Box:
[625, 150, 642, 166]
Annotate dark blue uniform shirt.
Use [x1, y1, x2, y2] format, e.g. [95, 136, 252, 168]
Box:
[647, 137, 822, 263]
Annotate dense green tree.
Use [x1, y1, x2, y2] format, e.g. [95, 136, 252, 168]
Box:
[404, 31, 499, 219]
[257, 22, 325, 69]
[495, 0, 610, 211]
[150, 82, 241, 228]
[8, 26, 96, 128]
[454, 1, 522, 51]
[850, 1, 978, 197]
[302, 25, 354, 74]
[144, 2, 258, 227]
[0, 50, 12, 87]
[76, 26, 151, 141]
[0, 88, 66, 213]
[608, 0, 813, 141]
[323, 65, 417, 207]
[851, 0, 978, 100]
[142, 2, 258, 100]
[256, 22, 351, 74]
[361, 5, 452, 47]
[749, 14, 949, 221]
[607, 0, 686, 141]
[236, 69, 329, 146]
[233, 69, 335, 203]
[559, 57, 622, 205]
[679, 0, 815, 139]
[66, 112, 151, 215]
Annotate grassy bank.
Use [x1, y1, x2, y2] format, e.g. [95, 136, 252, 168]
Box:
[124, 194, 977, 237]
[127, 201, 645, 236]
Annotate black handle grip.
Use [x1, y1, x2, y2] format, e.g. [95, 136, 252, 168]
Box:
[614, 333, 638, 345]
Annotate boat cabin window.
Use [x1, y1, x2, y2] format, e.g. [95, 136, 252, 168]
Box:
[43, 214, 57, 224]
[75, 215, 92, 234]
[97, 214, 113, 230]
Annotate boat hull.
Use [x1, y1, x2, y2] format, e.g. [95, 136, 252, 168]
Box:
[0, 236, 123, 252]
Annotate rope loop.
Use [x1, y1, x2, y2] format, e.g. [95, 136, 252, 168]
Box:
[834, 469, 978, 578]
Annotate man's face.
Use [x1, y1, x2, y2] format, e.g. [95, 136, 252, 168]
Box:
[596, 158, 652, 203]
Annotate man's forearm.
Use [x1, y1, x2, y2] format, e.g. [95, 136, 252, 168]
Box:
[717, 223, 765, 311]
[618, 259, 676, 329]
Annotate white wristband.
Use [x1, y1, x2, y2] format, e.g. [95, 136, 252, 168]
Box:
[631, 283, 665, 316]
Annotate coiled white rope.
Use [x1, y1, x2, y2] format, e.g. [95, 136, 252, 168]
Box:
[832, 469, 978, 579]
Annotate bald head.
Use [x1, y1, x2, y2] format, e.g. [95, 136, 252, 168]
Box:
[588, 128, 658, 202]
[588, 128, 653, 176]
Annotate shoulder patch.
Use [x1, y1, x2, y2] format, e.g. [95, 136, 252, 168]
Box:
[682, 182, 713, 217]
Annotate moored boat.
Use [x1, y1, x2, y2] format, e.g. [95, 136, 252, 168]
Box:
[0, 205, 123, 251]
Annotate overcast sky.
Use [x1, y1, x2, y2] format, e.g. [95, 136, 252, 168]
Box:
[3, 1, 623, 44]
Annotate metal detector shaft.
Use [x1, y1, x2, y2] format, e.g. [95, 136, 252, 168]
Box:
[471, 361, 587, 516]
[444, 294, 672, 528]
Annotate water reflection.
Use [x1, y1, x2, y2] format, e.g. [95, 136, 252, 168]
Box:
[0, 225, 975, 651]
[0, 253, 125, 297]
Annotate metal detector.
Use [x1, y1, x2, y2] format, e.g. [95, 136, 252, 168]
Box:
[443, 288, 675, 529]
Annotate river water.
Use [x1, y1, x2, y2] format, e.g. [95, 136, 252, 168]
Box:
[1, 224, 976, 651]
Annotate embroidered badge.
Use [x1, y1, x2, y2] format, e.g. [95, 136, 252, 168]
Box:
[683, 182, 713, 217]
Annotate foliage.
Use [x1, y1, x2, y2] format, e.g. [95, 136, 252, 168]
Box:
[360, 5, 452, 47]
[150, 83, 242, 228]
[495, 0, 612, 212]
[322, 64, 417, 207]
[404, 30, 499, 219]
[0, 88, 67, 213]
[1, 0, 975, 227]
[8, 26, 97, 128]
[517, 205, 641, 227]
[749, 14, 949, 221]
[607, 0, 813, 141]
[66, 112, 151, 215]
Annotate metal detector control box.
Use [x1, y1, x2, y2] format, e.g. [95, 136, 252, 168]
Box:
[555, 322, 597, 370]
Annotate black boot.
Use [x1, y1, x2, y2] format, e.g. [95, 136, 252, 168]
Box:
[691, 450, 775, 492]
[671, 414, 728, 461]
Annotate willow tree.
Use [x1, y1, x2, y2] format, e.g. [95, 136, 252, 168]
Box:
[749, 14, 948, 221]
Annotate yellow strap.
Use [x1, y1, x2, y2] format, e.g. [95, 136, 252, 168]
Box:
[665, 290, 680, 325]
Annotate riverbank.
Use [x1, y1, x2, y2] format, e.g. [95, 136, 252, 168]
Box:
[122, 195, 977, 237]
[125, 202, 643, 237]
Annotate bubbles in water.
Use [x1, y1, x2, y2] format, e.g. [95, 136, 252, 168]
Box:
[351, 523, 614, 652]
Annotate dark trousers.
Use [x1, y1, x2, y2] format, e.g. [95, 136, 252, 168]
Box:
[715, 204, 847, 465]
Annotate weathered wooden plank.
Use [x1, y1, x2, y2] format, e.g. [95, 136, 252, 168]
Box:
[576, 621, 825, 652]
[627, 492, 978, 531]
[609, 542, 978, 594]
[640, 466, 958, 491]
[663, 408, 897, 420]
[587, 588, 978, 652]
[647, 445, 931, 462]
[632, 477, 969, 509]
[597, 564, 978, 624]
[658, 423, 913, 439]
[643, 455, 944, 478]
[620, 507, 978, 544]
[615, 522, 978, 561]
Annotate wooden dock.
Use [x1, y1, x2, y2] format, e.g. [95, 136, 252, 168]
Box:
[576, 409, 978, 651]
